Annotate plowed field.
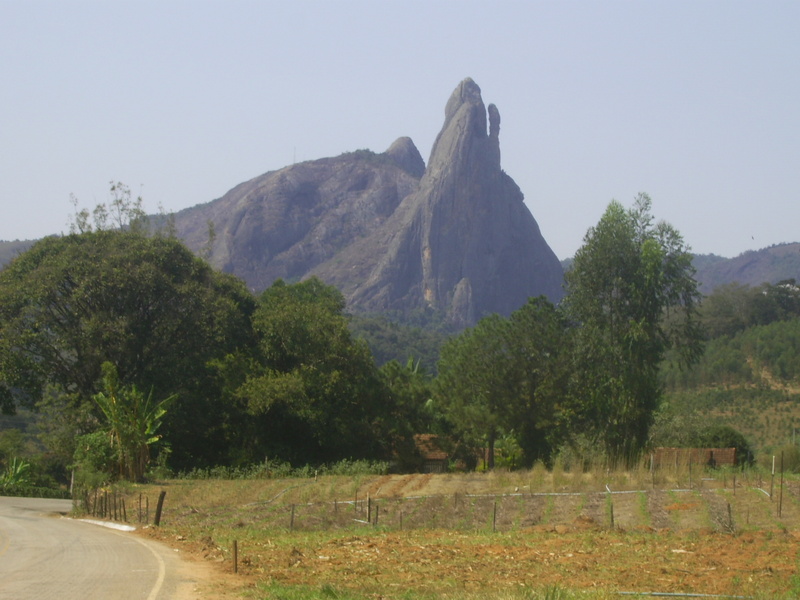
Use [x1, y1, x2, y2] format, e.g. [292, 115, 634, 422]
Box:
[129, 470, 800, 598]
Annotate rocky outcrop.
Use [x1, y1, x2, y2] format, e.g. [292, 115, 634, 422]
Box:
[174, 78, 564, 327]
[173, 145, 422, 292]
[312, 78, 564, 326]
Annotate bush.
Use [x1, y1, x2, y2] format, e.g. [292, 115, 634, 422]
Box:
[72, 431, 118, 490]
[692, 424, 754, 466]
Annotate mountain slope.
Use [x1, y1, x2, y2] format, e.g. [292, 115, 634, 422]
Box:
[693, 242, 800, 293]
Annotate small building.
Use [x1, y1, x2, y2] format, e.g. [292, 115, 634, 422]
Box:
[413, 434, 449, 473]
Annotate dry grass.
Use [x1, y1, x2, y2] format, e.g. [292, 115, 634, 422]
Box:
[98, 465, 800, 600]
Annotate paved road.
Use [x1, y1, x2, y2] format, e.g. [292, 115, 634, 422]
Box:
[0, 496, 194, 599]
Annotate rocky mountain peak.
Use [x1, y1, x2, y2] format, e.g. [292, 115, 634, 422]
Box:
[316, 78, 563, 326]
[173, 78, 564, 327]
[427, 78, 500, 179]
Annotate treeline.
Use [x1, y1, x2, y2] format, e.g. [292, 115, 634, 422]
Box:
[0, 191, 711, 489]
[655, 279, 800, 458]
[662, 278, 800, 389]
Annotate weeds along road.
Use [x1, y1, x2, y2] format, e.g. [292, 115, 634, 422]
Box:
[0, 496, 197, 600]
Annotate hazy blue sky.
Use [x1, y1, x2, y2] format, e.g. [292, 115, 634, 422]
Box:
[2, 1, 798, 260]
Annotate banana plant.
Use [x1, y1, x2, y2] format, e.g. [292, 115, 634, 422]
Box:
[0, 457, 31, 490]
[93, 362, 176, 482]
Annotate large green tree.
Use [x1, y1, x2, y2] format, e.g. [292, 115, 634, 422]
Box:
[0, 230, 256, 470]
[434, 314, 516, 469]
[564, 194, 703, 464]
[434, 298, 570, 469]
[504, 297, 572, 466]
[234, 278, 394, 465]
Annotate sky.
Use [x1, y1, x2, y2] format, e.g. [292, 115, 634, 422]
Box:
[1, 1, 798, 260]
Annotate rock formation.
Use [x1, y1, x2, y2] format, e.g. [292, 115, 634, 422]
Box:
[312, 78, 563, 326]
[174, 78, 564, 327]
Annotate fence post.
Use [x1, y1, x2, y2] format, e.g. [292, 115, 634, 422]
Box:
[153, 490, 167, 526]
[290, 504, 296, 530]
[779, 452, 784, 518]
[492, 501, 497, 533]
[770, 455, 775, 500]
[233, 540, 239, 574]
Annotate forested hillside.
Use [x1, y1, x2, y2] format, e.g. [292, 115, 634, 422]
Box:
[657, 279, 800, 455]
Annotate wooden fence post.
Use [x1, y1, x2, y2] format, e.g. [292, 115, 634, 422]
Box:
[233, 540, 239, 574]
[727, 502, 733, 532]
[153, 490, 167, 526]
[492, 501, 497, 533]
[779, 452, 784, 518]
[770, 455, 775, 500]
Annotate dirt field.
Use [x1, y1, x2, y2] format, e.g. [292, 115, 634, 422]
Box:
[131, 470, 800, 598]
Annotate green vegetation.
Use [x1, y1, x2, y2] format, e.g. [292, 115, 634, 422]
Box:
[435, 298, 569, 469]
[90, 362, 175, 482]
[3, 185, 800, 503]
[564, 193, 703, 465]
[657, 279, 800, 455]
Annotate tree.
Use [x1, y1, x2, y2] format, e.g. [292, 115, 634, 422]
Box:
[505, 297, 572, 466]
[234, 278, 392, 465]
[564, 194, 703, 465]
[433, 298, 570, 470]
[434, 314, 516, 469]
[0, 230, 256, 469]
[379, 357, 436, 470]
[699, 282, 758, 338]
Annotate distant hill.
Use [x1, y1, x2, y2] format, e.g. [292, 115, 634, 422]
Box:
[693, 242, 800, 294]
[0, 239, 35, 267]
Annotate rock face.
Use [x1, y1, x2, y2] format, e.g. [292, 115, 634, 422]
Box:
[174, 78, 564, 327]
[173, 146, 423, 292]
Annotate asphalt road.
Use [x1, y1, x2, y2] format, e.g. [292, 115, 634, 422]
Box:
[0, 496, 194, 599]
